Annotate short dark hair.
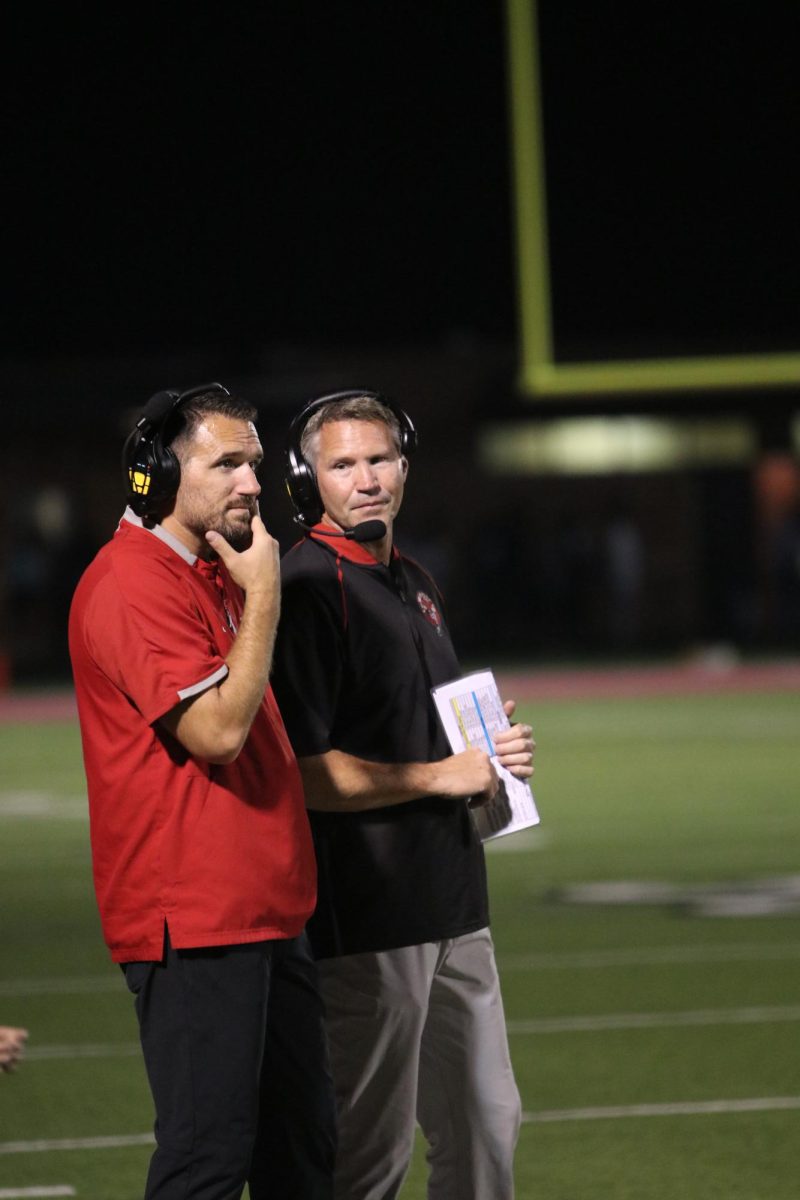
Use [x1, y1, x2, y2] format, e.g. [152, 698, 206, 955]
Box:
[169, 391, 258, 459]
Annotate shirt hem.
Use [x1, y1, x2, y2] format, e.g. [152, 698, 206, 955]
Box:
[312, 914, 490, 961]
[109, 918, 310, 964]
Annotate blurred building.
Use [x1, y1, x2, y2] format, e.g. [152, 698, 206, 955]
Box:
[1, 340, 798, 685]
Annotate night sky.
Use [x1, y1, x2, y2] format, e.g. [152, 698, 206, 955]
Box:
[6, 4, 514, 359]
[5, 4, 799, 366]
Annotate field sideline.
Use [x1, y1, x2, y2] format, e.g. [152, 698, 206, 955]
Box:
[1, 668, 799, 1198]
[2, 657, 800, 723]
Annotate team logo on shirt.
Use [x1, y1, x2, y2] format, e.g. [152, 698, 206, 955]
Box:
[416, 591, 443, 635]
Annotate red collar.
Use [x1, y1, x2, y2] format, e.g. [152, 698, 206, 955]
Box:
[308, 523, 398, 567]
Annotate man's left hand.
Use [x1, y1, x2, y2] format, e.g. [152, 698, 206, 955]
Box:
[493, 699, 535, 779]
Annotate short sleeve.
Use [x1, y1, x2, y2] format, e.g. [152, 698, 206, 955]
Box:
[84, 555, 227, 725]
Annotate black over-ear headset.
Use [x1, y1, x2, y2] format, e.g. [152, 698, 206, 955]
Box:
[122, 382, 231, 520]
[284, 389, 417, 528]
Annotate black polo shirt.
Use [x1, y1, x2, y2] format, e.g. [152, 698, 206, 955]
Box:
[271, 526, 489, 959]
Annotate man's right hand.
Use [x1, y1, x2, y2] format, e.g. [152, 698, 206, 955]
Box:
[432, 747, 499, 806]
[206, 515, 280, 604]
[162, 515, 282, 765]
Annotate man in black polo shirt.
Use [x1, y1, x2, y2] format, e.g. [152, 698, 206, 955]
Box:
[272, 392, 534, 1200]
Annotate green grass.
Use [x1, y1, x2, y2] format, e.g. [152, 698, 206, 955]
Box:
[1, 690, 799, 1198]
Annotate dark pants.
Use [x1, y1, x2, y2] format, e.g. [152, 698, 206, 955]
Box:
[123, 928, 336, 1200]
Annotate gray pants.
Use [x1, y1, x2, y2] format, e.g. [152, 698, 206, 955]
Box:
[318, 927, 521, 1200]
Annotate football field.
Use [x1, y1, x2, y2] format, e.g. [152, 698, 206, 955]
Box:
[1, 677, 799, 1198]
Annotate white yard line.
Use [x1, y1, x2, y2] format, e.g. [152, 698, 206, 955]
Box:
[0, 794, 86, 820]
[0, 977, 121, 998]
[523, 1096, 800, 1123]
[21, 1004, 800, 1064]
[0, 1135, 154, 1157]
[25, 1043, 140, 1061]
[4, 1099, 799, 1157]
[498, 941, 800, 971]
[0, 1188, 76, 1197]
[508, 1003, 800, 1034]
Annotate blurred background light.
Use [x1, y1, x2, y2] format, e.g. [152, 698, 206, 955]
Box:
[480, 417, 756, 475]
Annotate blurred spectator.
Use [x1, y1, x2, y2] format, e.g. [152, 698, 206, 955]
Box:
[468, 504, 539, 652]
[540, 509, 602, 649]
[6, 486, 95, 679]
[396, 528, 454, 598]
[753, 453, 800, 645]
[603, 501, 645, 648]
[772, 500, 800, 640]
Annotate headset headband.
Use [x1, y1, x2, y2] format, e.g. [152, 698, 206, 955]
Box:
[122, 382, 231, 520]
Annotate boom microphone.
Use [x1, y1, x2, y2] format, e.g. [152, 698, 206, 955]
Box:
[297, 518, 387, 543]
[345, 519, 387, 543]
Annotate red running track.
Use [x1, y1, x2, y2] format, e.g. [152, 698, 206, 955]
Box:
[1, 661, 798, 723]
[495, 659, 800, 702]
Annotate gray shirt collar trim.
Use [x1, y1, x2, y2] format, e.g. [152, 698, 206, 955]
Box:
[122, 507, 197, 566]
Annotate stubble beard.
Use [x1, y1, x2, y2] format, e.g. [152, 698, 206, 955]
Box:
[181, 497, 256, 554]
[213, 506, 255, 551]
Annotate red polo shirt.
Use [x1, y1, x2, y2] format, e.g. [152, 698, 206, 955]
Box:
[68, 511, 316, 963]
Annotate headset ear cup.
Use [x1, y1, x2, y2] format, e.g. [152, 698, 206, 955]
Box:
[284, 444, 323, 526]
[397, 410, 417, 457]
[123, 432, 182, 519]
[148, 441, 181, 511]
[123, 411, 182, 519]
[123, 430, 148, 516]
[123, 383, 231, 520]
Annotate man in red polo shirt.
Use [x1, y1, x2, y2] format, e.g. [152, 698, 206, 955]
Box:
[68, 384, 334, 1200]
